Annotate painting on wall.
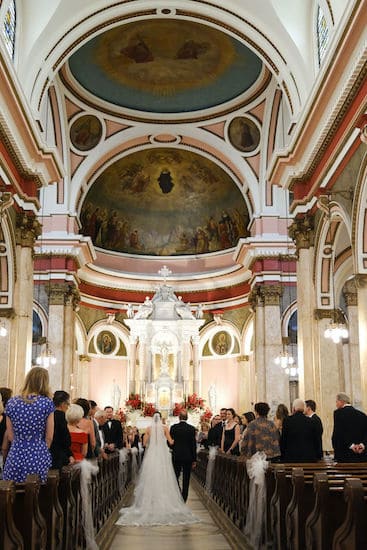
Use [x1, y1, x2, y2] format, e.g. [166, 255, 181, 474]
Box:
[96, 331, 117, 355]
[70, 115, 102, 151]
[79, 148, 250, 256]
[228, 116, 261, 154]
[212, 331, 232, 355]
[68, 19, 263, 113]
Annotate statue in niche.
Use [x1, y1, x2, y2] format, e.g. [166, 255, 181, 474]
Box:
[208, 383, 217, 412]
[111, 379, 121, 411]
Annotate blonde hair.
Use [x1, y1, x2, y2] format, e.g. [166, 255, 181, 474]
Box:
[20, 367, 51, 401]
[66, 403, 84, 425]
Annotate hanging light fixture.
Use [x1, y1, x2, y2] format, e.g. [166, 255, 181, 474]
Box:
[320, 194, 349, 344]
[0, 321, 7, 337]
[36, 341, 57, 368]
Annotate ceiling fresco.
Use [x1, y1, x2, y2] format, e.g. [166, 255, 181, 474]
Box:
[79, 148, 250, 256]
[68, 19, 263, 113]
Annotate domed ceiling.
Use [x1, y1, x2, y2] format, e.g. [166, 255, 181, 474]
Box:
[79, 148, 249, 256]
[68, 19, 263, 113]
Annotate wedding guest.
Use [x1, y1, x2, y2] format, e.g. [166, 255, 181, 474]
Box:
[50, 390, 74, 469]
[66, 404, 88, 462]
[207, 415, 221, 447]
[221, 408, 241, 455]
[281, 398, 319, 462]
[102, 405, 124, 450]
[3, 367, 54, 482]
[94, 409, 108, 459]
[242, 402, 280, 461]
[197, 421, 210, 448]
[74, 397, 96, 458]
[0, 387, 13, 462]
[305, 399, 323, 460]
[210, 408, 227, 447]
[274, 403, 289, 434]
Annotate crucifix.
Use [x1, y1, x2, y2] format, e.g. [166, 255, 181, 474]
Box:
[158, 265, 172, 283]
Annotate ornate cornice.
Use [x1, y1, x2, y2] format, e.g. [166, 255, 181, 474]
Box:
[355, 274, 367, 289]
[258, 284, 283, 306]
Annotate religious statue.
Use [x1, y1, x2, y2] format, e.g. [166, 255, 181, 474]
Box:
[111, 379, 121, 411]
[208, 383, 217, 412]
[135, 296, 153, 319]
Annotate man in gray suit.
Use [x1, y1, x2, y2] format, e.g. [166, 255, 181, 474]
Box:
[170, 410, 197, 502]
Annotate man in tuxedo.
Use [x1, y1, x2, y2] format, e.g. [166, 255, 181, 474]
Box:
[50, 390, 73, 469]
[94, 410, 108, 458]
[170, 410, 197, 502]
[281, 398, 319, 462]
[102, 406, 124, 450]
[208, 407, 227, 447]
[305, 399, 324, 459]
[332, 392, 367, 462]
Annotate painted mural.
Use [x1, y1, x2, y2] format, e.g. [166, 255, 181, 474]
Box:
[79, 148, 249, 256]
[70, 115, 102, 151]
[68, 20, 263, 113]
[228, 116, 261, 153]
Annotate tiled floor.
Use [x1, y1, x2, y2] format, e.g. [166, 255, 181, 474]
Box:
[109, 486, 235, 550]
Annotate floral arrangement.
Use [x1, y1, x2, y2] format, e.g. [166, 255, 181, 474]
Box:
[117, 408, 126, 423]
[125, 393, 142, 411]
[143, 402, 157, 417]
[173, 393, 212, 419]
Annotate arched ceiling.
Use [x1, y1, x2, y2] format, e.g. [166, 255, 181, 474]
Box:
[12, 0, 347, 309]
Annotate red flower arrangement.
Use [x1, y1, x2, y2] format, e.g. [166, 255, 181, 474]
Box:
[172, 393, 212, 418]
[143, 403, 157, 417]
[125, 393, 142, 410]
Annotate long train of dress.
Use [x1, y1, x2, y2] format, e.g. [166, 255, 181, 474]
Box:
[116, 414, 199, 526]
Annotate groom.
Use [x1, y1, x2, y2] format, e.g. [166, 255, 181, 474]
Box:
[170, 409, 197, 502]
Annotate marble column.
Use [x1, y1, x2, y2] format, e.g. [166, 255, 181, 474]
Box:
[192, 335, 200, 394]
[356, 275, 367, 412]
[250, 285, 289, 406]
[128, 335, 137, 395]
[47, 282, 79, 392]
[9, 213, 41, 391]
[76, 355, 91, 399]
[343, 278, 361, 407]
[181, 334, 191, 396]
[289, 216, 316, 400]
[314, 311, 342, 452]
[137, 335, 146, 396]
[237, 354, 253, 413]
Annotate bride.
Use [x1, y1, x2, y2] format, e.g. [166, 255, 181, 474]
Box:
[116, 412, 199, 526]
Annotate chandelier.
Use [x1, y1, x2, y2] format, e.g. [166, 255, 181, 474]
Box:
[274, 337, 298, 377]
[36, 341, 57, 368]
[324, 316, 348, 343]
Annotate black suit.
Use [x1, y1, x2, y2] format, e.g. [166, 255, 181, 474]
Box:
[309, 413, 323, 459]
[207, 422, 223, 447]
[281, 411, 319, 462]
[50, 409, 72, 469]
[332, 405, 367, 462]
[170, 420, 197, 502]
[102, 418, 124, 449]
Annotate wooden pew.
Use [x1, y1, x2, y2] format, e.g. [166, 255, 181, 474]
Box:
[58, 466, 77, 550]
[0, 480, 24, 549]
[39, 470, 63, 550]
[14, 474, 47, 550]
[333, 477, 367, 550]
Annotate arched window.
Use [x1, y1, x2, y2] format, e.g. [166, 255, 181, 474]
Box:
[287, 310, 298, 344]
[3, 0, 16, 59]
[317, 5, 329, 66]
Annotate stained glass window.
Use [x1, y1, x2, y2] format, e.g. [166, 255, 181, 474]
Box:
[317, 5, 329, 65]
[3, 0, 16, 59]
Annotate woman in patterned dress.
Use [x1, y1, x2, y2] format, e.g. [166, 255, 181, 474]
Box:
[3, 367, 54, 482]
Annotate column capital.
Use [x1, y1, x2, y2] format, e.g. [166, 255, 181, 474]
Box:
[15, 212, 42, 247]
[355, 274, 367, 289]
[258, 284, 283, 306]
[79, 354, 91, 362]
[65, 284, 80, 311]
[237, 355, 250, 362]
[288, 215, 315, 251]
[343, 278, 358, 306]
[48, 282, 69, 305]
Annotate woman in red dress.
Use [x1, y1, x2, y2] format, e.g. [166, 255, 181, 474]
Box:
[66, 404, 88, 461]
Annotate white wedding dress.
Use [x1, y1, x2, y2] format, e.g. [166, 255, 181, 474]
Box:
[116, 413, 199, 526]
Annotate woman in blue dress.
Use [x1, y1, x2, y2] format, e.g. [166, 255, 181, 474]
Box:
[3, 367, 54, 482]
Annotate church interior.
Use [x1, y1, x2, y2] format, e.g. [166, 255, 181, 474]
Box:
[0, 0, 366, 458]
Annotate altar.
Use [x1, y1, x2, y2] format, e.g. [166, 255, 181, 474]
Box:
[125, 269, 205, 414]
